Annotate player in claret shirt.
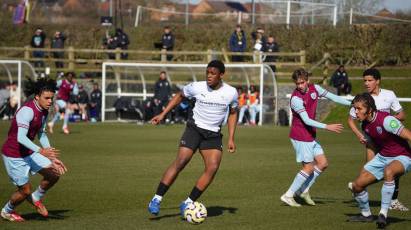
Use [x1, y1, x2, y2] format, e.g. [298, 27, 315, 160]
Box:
[348, 68, 408, 211]
[1, 77, 67, 222]
[348, 93, 411, 229]
[280, 68, 351, 207]
[47, 72, 78, 134]
[147, 60, 238, 218]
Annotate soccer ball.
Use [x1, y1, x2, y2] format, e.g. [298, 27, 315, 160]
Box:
[184, 202, 207, 224]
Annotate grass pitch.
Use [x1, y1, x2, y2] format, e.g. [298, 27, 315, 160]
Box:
[0, 122, 410, 229]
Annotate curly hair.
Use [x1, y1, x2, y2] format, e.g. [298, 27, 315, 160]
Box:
[24, 77, 57, 97]
[351, 93, 377, 115]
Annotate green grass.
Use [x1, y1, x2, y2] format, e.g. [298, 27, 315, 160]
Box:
[0, 122, 411, 229]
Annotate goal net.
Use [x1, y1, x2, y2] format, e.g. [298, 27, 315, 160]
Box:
[102, 62, 278, 125]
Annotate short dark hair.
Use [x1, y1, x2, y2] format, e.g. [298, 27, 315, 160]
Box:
[24, 77, 57, 97]
[292, 68, 309, 81]
[352, 93, 377, 115]
[363, 68, 381, 80]
[207, 60, 225, 74]
[160, 71, 166, 75]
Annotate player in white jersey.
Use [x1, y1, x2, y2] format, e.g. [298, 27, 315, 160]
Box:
[348, 68, 408, 211]
[147, 60, 238, 217]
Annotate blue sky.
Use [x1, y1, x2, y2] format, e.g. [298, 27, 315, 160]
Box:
[383, 0, 411, 12]
[188, 0, 411, 12]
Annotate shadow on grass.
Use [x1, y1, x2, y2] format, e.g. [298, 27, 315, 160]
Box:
[149, 213, 180, 221]
[149, 206, 238, 221]
[343, 199, 380, 207]
[22, 209, 71, 221]
[207, 206, 238, 217]
[344, 213, 411, 227]
[293, 196, 330, 205]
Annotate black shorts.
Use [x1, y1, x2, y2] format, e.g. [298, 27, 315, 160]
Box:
[179, 122, 223, 152]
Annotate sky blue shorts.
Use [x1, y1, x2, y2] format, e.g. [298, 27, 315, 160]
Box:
[364, 153, 411, 180]
[290, 139, 324, 163]
[56, 99, 67, 109]
[2, 152, 52, 186]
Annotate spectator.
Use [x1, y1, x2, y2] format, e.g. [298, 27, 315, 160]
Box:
[1, 82, 18, 120]
[153, 71, 172, 118]
[161, 26, 175, 61]
[263, 35, 280, 72]
[77, 85, 89, 121]
[0, 82, 10, 119]
[89, 82, 102, 122]
[229, 24, 246, 62]
[248, 85, 260, 125]
[30, 28, 46, 68]
[115, 28, 130, 60]
[330, 65, 352, 95]
[237, 87, 248, 124]
[173, 98, 191, 124]
[251, 27, 266, 63]
[102, 34, 118, 60]
[51, 31, 66, 68]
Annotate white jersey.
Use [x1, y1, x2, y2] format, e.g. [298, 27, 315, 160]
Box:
[350, 88, 403, 119]
[183, 81, 238, 132]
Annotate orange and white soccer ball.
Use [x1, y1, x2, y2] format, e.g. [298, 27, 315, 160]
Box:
[183, 202, 207, 224]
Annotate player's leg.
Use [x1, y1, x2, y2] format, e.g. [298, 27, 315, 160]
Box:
[62, 103, 73, 134]
[148, 147, 194, 215]
[390, 176, 408, 211]
[377, 157, 409, 228]
[179, 129, 223, 217]
[48, 100, 66, 134]
[148, 124, 200, 215]
[296, 141, 326, 205]
[25, 152, 55, 217]
[181, 148, 222, 211]
[281, 140, 317, 207]
[1, 156, 32, 222]
[348, 155, 383, 222]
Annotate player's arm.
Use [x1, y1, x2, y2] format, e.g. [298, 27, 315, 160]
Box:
[394, 111, 406, 121]
[383, 115, 411, 142]
[314, 84, 351, 106]
[390, 91, 405, 121]
[227, 93, 239, 153]
[151, 91, 184, 125]
[348, 108, 367, 144]
[291, 96, 343, 133]
[16, 107, 58, 158]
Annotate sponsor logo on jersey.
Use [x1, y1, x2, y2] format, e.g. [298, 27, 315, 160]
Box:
[376, 126, 383, 134]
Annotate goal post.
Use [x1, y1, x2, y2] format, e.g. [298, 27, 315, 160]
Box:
[102, 62, 278, 125]
[0, 60, 37, 108]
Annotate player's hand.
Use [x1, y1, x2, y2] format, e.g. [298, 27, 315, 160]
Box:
[356, 134, 367, 144]
[52, 158, 68, 175]
[326, 123, 343, 133]
[151, 114, 165, 125]
[227, 140, 236, 153]
[40, 147, 60, 160]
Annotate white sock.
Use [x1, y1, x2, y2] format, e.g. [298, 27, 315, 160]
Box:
[362, 210, 372, 217]
[184, 197, 193, 204]
[379, 210, 388, 218]
[2, 201, 14, 213]
[153, 194, 162, 202]
[32, 186, 46, 202]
